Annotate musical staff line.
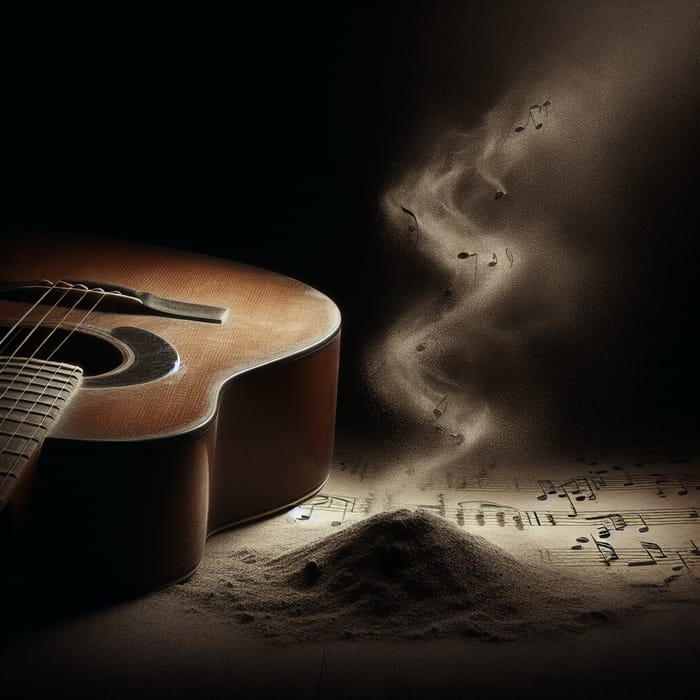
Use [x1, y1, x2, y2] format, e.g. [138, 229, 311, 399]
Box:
[420, 470, 700, 498]
[292, 493, 374, 524]
[407, 501, 699, 532]
[541, 539, 700, 573]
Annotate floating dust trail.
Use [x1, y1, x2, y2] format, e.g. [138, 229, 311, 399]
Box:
[165, 509, 697, 646]
[361, 2, 700, 482]
[165, 3, 700, 652]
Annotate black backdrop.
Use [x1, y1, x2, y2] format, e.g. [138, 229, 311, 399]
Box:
[1, 2, 698, 442]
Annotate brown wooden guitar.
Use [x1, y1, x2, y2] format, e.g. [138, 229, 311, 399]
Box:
[0, 234, 341, 598]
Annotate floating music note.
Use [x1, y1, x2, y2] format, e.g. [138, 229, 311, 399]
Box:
[457, 251, 478, 285]
[415, 333, 439, 354]
[368, 358, 385, 380]
[450, 432, 465, 446]
[514, 99, 552, 132]
[400, 206, 420, 244]
[432, 395, 448, 419]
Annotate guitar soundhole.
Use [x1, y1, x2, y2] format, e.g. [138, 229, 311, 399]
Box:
[0, 325, 125, 377]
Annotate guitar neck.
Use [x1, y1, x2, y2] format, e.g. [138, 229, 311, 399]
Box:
[0, 357, 83, 508]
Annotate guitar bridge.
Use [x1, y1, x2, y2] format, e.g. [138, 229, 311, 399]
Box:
[0, 280, 228, 324]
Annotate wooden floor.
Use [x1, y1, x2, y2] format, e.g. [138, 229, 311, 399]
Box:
[1, 553, 698, 699]
[1, 604, 698, 699]
[2, 430, 699, 699]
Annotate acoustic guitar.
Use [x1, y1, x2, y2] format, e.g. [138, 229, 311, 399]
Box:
[0, 234, 341, 598]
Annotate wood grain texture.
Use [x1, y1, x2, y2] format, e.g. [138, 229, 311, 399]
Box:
[0, 234, 341, 441]
[0, 234, 341, 594]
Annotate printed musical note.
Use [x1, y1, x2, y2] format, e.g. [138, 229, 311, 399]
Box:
[545, 540, 700, 572]
[451, 505, 700, 531]
[422, 469, 700, 500]
[400, 206, 420, 244]
[416, 493, 446, 518]
[608, 465, 636, 486]
[537, 480, 557, 501]
[334, 453, 369, 480]
[596, 524, 611, 539]
[292, 493, 373, 524]
[444, 469, 467, 491]
[628, 541, 668, 567]
[592, 535, 619, 565]
[560, 477, 598, 502]
[477, 502, 525, 530]
[560, 489, 579, 517]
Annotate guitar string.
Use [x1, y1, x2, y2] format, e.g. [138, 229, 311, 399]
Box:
[0, 283, 93, 471]
[0, 284, 89, 406]
[0, 285, 105, 490]
[0, 280, 65, 355]
[0, 281, 75, 371]
[0, 284, 104, 436]
[0, 285, 107, 491]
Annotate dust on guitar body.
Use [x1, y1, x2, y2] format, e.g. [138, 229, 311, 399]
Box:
[0, 235, 341, 599]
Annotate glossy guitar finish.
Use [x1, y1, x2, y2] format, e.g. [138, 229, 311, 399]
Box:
[0, 234, 341, 596]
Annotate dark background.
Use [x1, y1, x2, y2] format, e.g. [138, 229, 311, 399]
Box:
[1, 1, 698, 444]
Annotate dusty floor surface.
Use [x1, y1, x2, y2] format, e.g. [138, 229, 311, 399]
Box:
[2, 428, 698, 699]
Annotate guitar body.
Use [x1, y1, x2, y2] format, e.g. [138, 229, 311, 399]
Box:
[0, 234, 341, 598]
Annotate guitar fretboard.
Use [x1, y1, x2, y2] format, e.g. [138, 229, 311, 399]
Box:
[0, 356, 82, 504]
